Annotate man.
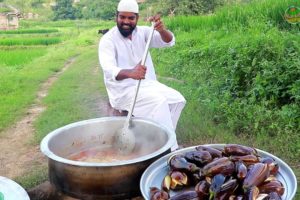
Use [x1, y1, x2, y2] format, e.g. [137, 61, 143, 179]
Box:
[98, 0, 186, 150]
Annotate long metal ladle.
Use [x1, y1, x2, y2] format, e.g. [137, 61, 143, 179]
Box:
[114, 23, 155, 154]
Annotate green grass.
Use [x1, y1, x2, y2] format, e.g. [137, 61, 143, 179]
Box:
[0, 43, 79, 132]
[165, 0, 300, 32]
[0, 7, 11, 13]
[153, 1, 300, 198]
[34, 47, 107, 142]
[0, 29, 59, 34]
[19, 19, 114, 29]
[0, 19, 106, 133]
[14, 166, 48, 189]
[0, 37, 61, 46]
[0, 47, 47, 67]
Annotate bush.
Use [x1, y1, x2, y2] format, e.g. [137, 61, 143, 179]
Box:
[151, 0, 300, 160]
[163, 28, 299, 135]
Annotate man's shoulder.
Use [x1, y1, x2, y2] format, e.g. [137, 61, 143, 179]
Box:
[136, 25, 151, 32]
[100, 26, 118, 40]
[134, 26, 152, 38]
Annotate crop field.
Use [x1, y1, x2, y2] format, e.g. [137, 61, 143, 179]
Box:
[0, 37, 61, 46]
[0, 47, 47, 67]
[0, 29, 59, 34]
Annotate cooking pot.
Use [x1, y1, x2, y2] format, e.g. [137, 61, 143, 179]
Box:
[40, 117, 176, 200]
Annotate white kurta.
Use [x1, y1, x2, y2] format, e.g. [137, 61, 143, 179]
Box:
[99, 26, 186, 150]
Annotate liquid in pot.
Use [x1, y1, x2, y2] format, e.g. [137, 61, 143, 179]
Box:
[68, 145, 139, 162]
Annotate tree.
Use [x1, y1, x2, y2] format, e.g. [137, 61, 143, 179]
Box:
[77, 0, 118, 20]
[31, 0, 46, 8]
[154, 0, 225, 16]
[52, 0, 81, 20]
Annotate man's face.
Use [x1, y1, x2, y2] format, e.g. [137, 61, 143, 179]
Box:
[116, 12, 138, 37]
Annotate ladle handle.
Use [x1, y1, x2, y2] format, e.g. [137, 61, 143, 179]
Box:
[141, 22, 155, 66]
[124, 23, 155, 128]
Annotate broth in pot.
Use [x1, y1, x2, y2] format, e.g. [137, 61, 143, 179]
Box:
[68, 145, 140, 162]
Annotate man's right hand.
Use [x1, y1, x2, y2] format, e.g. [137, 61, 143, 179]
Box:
[116, 64, 147, 80]
[130, 64, 147, 79]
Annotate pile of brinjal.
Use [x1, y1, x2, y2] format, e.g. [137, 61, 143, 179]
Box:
[150, 144, 285, 200]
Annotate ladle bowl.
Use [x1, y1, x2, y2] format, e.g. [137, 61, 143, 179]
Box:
[114, 126, 136, 154]
[40, 117, 176, 200]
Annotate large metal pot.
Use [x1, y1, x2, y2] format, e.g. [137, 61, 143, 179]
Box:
[40, 117, 176, 200]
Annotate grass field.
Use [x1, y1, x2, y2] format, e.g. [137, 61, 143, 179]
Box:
[0, 29, 59, 34]
[34, 46, 107, 142]
[0, 20, 112, 132]
[0, 47, 47, 67]
[0, 37, 61, 46]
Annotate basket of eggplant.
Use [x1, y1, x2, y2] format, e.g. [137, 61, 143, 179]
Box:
[140, 144, 297, 200]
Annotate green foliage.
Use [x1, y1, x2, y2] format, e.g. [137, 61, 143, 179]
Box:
[2, 0, 256, 20]
[143, 0, 224, 16]
[166, 28, 299, 139]
[77, 0, 119, 20]
[152, 0, 300, 161]
[0, 7, 10, 13]
[165, 0, 300, 32]
[30, 0, 45, 8]
[52, 0, 81, 20]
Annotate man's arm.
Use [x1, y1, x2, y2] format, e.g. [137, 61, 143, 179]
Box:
[116, 64, 146, 81]
[150, 15, 173, 43]
[157, 29, 173, 43]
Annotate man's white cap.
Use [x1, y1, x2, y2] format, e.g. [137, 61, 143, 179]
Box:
[117, 0, 139, 13]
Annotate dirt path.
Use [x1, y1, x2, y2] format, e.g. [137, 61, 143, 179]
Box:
[0, 57, 78, 179]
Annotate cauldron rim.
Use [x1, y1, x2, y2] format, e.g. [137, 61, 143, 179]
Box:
[41, 117, 176, 167]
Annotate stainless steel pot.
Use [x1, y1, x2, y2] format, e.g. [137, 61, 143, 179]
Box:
[41, 117, 176, 200]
